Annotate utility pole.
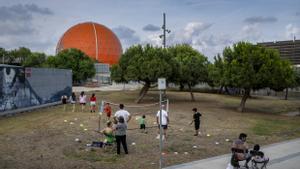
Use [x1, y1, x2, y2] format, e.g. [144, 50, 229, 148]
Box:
[159, 13, 171, 48]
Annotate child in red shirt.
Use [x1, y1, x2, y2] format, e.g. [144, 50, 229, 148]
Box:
[90, 93, 97, 113]
[104, 102, 112, 120]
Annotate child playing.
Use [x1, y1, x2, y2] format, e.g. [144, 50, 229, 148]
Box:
[139, 115, 147, 133]
[190, 108, 202, 136]
[70, 92, 76, 112]
[90, 93, 97, 113]
[250, 144, 269, 168]
[115, 116, 128, 154]
[61, 95, 68, 111]
[79, 91, 87, 112]
[104, 102, 112, 120]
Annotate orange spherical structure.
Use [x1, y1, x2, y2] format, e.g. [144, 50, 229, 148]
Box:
[56, 22, 122, 65]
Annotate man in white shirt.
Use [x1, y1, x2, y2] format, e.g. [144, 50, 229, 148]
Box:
[156, 104, 169, 140]
[114, 104, 131, 124]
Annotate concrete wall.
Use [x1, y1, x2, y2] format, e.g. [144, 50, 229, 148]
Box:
[0, 64, 72, 115]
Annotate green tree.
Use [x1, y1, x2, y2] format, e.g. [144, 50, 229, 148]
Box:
[111, 44, 174, 103]
[208, 54, 226, 93]
[270, 60, 296, 100]
[47, 48, 96, 84]
[221, 42, 295, 112]
[9, 47, 32, 65]
[0, 47, 8, 64]
[169, 44, 209, 101]
[22, 52, 47, 67]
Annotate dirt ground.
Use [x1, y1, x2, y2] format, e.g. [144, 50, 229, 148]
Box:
[0, 90, 300, 169]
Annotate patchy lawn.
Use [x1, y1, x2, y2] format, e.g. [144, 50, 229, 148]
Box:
[0, 90, 299, 169]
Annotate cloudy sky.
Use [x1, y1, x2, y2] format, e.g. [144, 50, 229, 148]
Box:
[0, 0, 299, 61]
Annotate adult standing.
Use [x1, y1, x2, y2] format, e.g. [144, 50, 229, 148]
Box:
[156, 105, 169, 140]
[114, 104, 131, 124]
[190, 108, 202, 136]
[115, 116, 128, 154]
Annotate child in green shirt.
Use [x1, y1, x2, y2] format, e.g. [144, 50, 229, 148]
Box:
[139, 115, 147, 133]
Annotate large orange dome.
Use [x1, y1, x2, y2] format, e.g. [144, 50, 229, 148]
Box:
[56, 22, 122, 65]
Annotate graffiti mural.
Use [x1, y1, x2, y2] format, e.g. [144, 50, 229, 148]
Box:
[0, 65, 72, 113]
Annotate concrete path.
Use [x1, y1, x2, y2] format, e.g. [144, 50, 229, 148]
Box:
[164, 138, 300, 169]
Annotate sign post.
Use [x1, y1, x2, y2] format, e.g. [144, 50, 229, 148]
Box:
[158, 78, 166, 169]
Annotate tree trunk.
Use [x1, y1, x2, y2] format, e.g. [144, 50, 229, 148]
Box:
[188, 84, 195, 102]
[179, 83, 184, 91]
[238, 89, 250, 112]
[218, 86, 224, 94]
[225, 86, 230, 95]
[285, 88, 288, 100]
[135, 82, 150, 103]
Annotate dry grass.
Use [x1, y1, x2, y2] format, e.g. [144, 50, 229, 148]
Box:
[0, 90, 300, 169]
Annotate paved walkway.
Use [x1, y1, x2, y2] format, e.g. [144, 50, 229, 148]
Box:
[164, 138, 300, 169]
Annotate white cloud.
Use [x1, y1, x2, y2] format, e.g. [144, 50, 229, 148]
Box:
[183, 22, 212, 39]
[112, 26, 141, 49]
[240, 24, 262, 41]
[143, 22, 233, 61]
[285, 24, 299, 39]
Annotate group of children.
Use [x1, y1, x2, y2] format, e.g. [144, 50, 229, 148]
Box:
[61, 91, 97, 113]
[62, 92, 269, 165]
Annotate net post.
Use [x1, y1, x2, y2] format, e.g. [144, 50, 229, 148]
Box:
[98, 100, 104, 131]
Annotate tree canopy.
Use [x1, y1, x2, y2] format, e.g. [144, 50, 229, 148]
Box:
[212, 42, 296, 112]
[168, 44, 209, 101]
[111, 44, 174, 103]
[46, 48, 96, 84]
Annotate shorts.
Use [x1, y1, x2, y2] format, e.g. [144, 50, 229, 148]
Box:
[80, 103, 86, 105]
[195, 122, 200, 130]
[90, 101, 96, 106]
[106, 112, 111, 117]
[140, 124, 146, 129]
[158, 125, 168, 130]
[62, 99, 67, 104]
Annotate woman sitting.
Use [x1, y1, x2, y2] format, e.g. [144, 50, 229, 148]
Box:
[88, 121, 115, 148]
[101, 121, 115, 145]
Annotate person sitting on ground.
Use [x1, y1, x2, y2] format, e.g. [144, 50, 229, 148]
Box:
[139, 115, 147, 133]
[88, 121, 115, 148]
[100, 121, 115, 145]
[231, 133, 251, 168]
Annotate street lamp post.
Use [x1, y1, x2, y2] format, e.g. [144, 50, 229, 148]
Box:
[159, 13, 171, 48]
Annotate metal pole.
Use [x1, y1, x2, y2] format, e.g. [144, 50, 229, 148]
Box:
[98, 100, 104, 131]
[163, 13, 166, 48]
[159, 90, 163, 169]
